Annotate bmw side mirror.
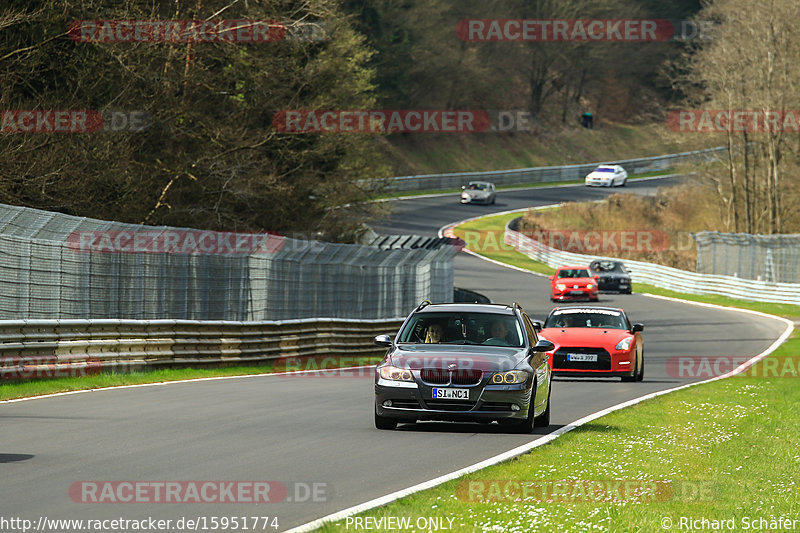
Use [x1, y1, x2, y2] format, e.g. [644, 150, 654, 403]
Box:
[548, 275, 554, 280]
[374, 334, 393, 347]
[631, 324, 644, 333]
[593, 275, 600, 280]
[532, 320, 543, 333]
[532, 339, 554, 352]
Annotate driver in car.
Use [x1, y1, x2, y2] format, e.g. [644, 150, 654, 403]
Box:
[485, 320, 510, 345]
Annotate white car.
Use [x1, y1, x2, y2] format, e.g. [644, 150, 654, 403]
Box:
[585, 165, 628, 187]
[461, 181, 496, 204]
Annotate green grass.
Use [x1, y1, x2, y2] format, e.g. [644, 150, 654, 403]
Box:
[0, 356, 382, 401]
[633, 283, 800, 320]
[451, 211, 556, 276]
[373, 170, 675, 201]
[318, 335, 800, 532]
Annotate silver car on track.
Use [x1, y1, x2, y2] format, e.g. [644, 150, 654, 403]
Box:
[461, 181, 496, 204]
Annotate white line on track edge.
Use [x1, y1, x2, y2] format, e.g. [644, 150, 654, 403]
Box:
[286, 213, 794, 533]
[0, 366, 378, 405]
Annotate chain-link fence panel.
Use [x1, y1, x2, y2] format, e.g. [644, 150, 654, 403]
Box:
[0, 204, 457, 320]
[694, 231, 800, 283]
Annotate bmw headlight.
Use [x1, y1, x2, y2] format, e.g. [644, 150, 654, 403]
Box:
[587, 283, 594, 289]
[556, 283, 566, 290]
[615, 337, 633, 351]
[491, 371, 529, 384]
[379, 365, 414, 382]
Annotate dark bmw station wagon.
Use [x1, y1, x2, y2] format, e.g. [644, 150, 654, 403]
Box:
[373, 301, 554, 433]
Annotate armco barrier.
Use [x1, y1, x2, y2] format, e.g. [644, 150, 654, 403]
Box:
[0, 318, 405, 380]
[380, 147, 726, 192]
[505, 218, 800, 305]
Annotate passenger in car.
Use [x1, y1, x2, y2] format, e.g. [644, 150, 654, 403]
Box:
[425, 322, 444, 343]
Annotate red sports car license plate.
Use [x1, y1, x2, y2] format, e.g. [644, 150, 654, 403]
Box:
[568, 353, 598, 362]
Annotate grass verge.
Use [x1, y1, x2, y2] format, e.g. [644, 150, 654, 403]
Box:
[633, 283, 800, 320]
[451, 211, 555, 277]
[0, 356, 382, 402]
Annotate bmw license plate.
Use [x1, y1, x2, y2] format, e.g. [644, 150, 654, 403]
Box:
[432, 388, 469, 399]
[568, 353, 598, 362]
[570, 290, 584, 295]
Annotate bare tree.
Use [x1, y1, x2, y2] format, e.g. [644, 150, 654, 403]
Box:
[683, 0, 800, 234]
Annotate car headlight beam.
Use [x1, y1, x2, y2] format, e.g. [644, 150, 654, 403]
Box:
[379, 365, 414, 382]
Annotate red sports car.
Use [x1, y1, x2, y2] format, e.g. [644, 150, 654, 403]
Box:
[537, 306, 644, 381]
[549, 266, 599, 302]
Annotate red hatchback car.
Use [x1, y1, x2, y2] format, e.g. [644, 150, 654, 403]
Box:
[549, 266, 599, 302]
[537, 306, 644, 381]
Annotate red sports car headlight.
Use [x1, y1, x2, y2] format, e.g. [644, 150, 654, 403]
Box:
[615, 337, 633, 351]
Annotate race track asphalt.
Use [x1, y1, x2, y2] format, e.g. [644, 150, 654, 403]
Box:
[0, 175, 788, 531]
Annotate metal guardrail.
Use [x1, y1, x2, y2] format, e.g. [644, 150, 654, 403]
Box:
[380, 147, 726, 192]
[505, 218, 800, 305]
[0, 317, 405, 380]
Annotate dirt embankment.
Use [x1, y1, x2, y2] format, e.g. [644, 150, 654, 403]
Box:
[518, 184, 727, 271]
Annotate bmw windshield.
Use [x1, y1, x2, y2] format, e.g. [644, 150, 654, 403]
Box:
[397, 312, 524, 347]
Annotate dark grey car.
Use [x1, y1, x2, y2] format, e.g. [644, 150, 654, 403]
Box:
[373, 302, 554, 433]
[589, 260, 632, 294]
